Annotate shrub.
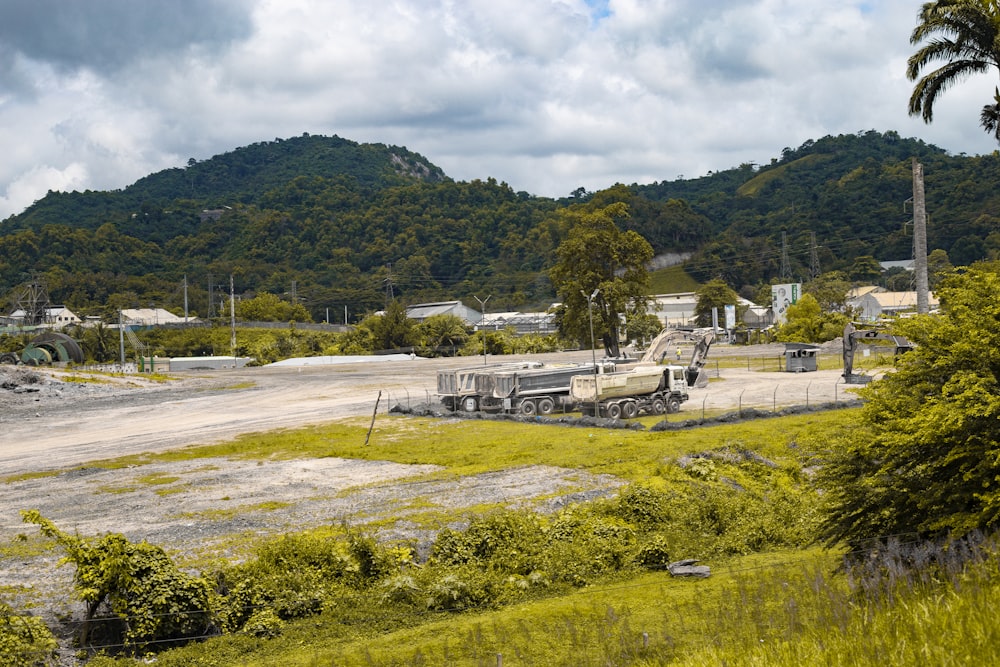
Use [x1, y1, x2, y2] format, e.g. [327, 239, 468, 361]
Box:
[0, 601, 58, 666]
[430, 510, 545, 574]
[608, 483, 672, 528]
[21, 511, 214, 653]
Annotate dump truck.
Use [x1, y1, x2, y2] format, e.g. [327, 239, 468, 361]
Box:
[570, 364, 689, 419]
[480, 362, 612, 415]
[436, 361, 543, 411]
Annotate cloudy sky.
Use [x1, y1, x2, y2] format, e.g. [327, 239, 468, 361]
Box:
[1, 0, 998, 220]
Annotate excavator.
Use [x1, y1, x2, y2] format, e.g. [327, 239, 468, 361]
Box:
[637, 327, 715, 388]
[842, 322, 913, 384]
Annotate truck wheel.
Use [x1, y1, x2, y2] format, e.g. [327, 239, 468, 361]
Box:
[606, 403, 622, 419]
[651, 398, 666, 415]
[622, 401, 638, 419]
[519, 400, 537, 416]
[537, 397, 555, 415]
[667, 398, 681, 413]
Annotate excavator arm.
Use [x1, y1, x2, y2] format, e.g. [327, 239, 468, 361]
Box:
[842, 323, 913, 382]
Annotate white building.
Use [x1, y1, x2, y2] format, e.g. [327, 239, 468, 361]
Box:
[648, 293, 699, 327]
[7, 305, 82, 327]
[405, 301, 482, 326]
[850, 291, 939, 322]
[121, 308, 189, 326]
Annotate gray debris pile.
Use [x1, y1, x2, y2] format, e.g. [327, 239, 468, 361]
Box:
[0, 367, 46, 393]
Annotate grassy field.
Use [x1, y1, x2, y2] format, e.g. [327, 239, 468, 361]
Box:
[31, 406, 1000, 667]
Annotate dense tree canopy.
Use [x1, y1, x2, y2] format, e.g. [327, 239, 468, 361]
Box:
[549, 202, 653, 358]
[774, 293, 848, 343]
[819, 262, 1000, 545]
[5, 131, 1000, 323]
[236, 291, 312, 322]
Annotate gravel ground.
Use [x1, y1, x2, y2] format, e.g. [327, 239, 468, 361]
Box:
[0, 343, 858, 663]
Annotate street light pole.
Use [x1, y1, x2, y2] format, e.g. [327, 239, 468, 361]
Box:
[474, 295, 491, 366]
[582, 288, 601, 417]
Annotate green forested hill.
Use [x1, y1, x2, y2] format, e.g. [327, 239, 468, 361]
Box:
[636, 131, 1000, 292]
[1, 130, 998, 321]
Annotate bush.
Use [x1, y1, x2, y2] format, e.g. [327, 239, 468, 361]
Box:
[0, 601, 58, 666]
[21, 511, 215, 652]
[608, 483, 672, 528]
[430, 510, 545, 574]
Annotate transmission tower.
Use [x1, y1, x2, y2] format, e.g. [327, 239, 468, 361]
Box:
[809, 231, 821, 280]
[14, 276, 50, 325]
[780, 232, 791, 280]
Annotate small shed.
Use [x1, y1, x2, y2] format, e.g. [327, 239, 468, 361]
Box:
[783, 343, 820, 373]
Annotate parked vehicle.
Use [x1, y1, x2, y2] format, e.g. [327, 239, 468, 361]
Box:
[436, 361, 542, 411]
[480, 362, 612, 415]
[570, 364, 689, 419]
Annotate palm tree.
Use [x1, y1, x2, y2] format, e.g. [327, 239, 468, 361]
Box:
[981, 87, 1000, 139]
[907, 0, 1000, 140]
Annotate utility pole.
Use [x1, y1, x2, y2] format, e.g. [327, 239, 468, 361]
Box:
[912, 159, 930, 314]
[229, 275, 237, 357]
[118, 309, 125, 367]
[384, 264, 395, 305]
[183, 275, 189, 323]
[474, 295, 491, 365]
[582, 288, 601, 418]
[207, 275, 215, 319]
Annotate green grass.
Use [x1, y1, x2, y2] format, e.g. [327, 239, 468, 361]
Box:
[76, 408, 852, 484]
[120, 542, 1000, 667]
[648, 264, 701, 294]
[736, 154, 831, 197]
[175, 501, 292, 522]
[41, 406, 1000, 667]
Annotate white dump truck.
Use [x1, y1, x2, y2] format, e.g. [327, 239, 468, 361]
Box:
[481, 362, 608, 415]
[570, 364, 689, 419]
[436, 361, 543, 411]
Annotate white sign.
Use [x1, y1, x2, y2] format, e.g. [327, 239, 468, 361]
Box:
[724, 304, 736, 330]
[771, 283, 800, 324]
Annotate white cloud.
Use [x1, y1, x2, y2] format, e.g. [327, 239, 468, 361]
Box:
[0, 0, 998, 221]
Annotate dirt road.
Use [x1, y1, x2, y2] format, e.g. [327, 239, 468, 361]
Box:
[0, 346, 853, 475]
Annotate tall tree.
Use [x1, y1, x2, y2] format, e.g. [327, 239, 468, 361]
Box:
[774, 293, 848, 343]
[907, 0, 1000, 140]
[818, 262, 1000, 546]
[549, 202, 653, 358]
[693, 279, 739, 328]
